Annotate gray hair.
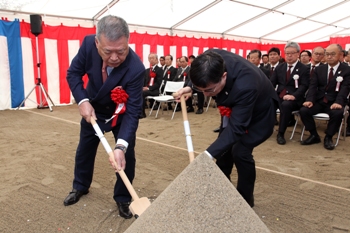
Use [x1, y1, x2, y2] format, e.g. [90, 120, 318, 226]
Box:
[96, 15, 129, 41]
[285, 41, 300, 52]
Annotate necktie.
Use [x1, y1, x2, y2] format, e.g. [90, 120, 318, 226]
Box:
[102, 62, 108, 82]
[323, 67, 334, 103]
[310, 65, 315, 77]
[279, 65, 293, 98]
[163, 66, 168, 77]
[270, 67, 274, 76]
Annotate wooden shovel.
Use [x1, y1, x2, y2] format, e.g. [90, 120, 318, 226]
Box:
[90, 118, 151, 218]
[173, 93, 195, 163]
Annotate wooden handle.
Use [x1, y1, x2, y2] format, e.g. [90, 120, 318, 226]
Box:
[179, 96, 195, 163]
[90, 118, 140, 201]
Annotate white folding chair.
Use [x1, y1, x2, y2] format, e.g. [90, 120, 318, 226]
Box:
[300, 106, 349, 146]
[148, 81, 185, 119]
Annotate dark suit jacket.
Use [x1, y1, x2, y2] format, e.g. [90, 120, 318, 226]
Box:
[174, 66, 191, 85]
[306, 63, 350, 106]
[205, 49, 279, 158]
[144, 65, 163, 92]
[258, 64, 270, 78]
[162, 66, 177, 81]
[271, 61, 310, 105]
[66, 35, 145, 143]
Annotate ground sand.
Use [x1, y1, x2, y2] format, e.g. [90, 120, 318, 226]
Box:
[0, 104, 349, 232]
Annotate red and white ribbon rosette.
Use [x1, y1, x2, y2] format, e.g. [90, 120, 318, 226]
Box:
[105, 87, 129, 127]
[149, 71, 156, 86]
[293, 74, 299, 88]
[335, 76, 343, 92]
[183, 72, 187, 81]
[167, 70, 171, 79]
[218, 106, 232, 117]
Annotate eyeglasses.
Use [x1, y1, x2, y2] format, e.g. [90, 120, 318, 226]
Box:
[313, 52, 324, 56]
[325, 52, 337, 57]
[285, 52, 298, 56]
[192, 82, 220, 93]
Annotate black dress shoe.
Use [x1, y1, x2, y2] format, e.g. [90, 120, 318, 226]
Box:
[276, 133, 286, 145]
[139, 112, 146, 119]
[196, 109, 204, 114]
[117, 202, 133, 219]
[274, 120, 279, 125]
[324, 136, 335, 150]
[300, 134, 321, 145]
[63, 189, 89, 206]
[187, 107, 194, 113]
[213, 127, 220, 133]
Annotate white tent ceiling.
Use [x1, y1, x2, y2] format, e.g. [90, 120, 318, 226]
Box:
[1, 0, 350, 43]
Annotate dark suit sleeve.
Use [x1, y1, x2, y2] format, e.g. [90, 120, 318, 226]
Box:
[207, 88, 258, 157]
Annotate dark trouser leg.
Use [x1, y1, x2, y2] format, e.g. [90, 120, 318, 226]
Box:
[112, 130, 136, 203]
[231, 141, 255, 204]
[279, 100, 300, 134]
[73, 118, 100, 191]
[299, 103, 324, 135]
[215, 150, 234, 180]
[326, 108, 344, 137]
[197, 92, 204, 109]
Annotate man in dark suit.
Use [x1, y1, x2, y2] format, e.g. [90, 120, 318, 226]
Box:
[65, 16, 145, 219]
[261, 54, 271, 70]
[161, 54, 178, 110]
[308, 46, 325, 78]
[271, 42, 310, 145]
[268, 47, 281, 79]
[141, 53, 163, 117]
[174, 56, 194, 112]
[300, 44, 350, 150]
[175, 49, 279, 207]
[249, 49, 270, 78]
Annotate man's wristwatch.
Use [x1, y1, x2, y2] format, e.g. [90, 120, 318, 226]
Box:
[115, 145, 127, 154]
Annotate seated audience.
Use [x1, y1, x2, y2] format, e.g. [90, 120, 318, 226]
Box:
[271, 42, 310, 145]
[299, 44, 350, 150]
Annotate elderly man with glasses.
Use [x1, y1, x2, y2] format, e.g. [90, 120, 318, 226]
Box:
[175, 49, 279, 207]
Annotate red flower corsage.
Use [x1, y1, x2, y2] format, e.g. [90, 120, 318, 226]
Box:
[108, 87, 129, 127]
[150, 71, 156, 78]
[217, 106, 232, 117]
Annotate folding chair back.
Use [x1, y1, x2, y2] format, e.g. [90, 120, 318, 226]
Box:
[163, 81, 185, 93]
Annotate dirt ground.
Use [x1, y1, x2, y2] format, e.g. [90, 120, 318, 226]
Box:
[0, 104, 349, 233]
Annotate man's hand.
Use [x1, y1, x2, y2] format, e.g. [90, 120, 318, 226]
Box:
[142, 87, 149, 91]
[303, 101, 313, 108]
[330, 103, 342, 110]
[79, 101, 96, 123]
[283, 94, 295, 101]
[109, 149, 126, 171]
[174, 86, 193, 102]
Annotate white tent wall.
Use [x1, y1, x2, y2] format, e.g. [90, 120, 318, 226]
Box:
[1, 0, 350, 43]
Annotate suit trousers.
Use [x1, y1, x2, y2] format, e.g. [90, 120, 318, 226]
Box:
[278, 99, 301, 134]
[299, 101, 344, 137]
[143, 89, 159, 111]
[215, 98, 276, 203]
[73, 118, 136, 203]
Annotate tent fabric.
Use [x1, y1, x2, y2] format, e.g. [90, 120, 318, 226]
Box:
[0, 19, 349, 110]
[2, 0, 350, 43]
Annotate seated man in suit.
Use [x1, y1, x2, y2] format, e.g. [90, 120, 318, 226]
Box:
[268, 47, 281, 79]
[141, 53, 163, 118]
[174, 56, 195, 112]
[300, 44, 350, 150]
[65, 15, 144, 219]
[261, 54, 271, 70]
[308, 46, 325, 78]
[271, 42, 310, 145]
[248, 49, 270, 78]
[300, 50, 311, 65]
[161, 54, 178, 110]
